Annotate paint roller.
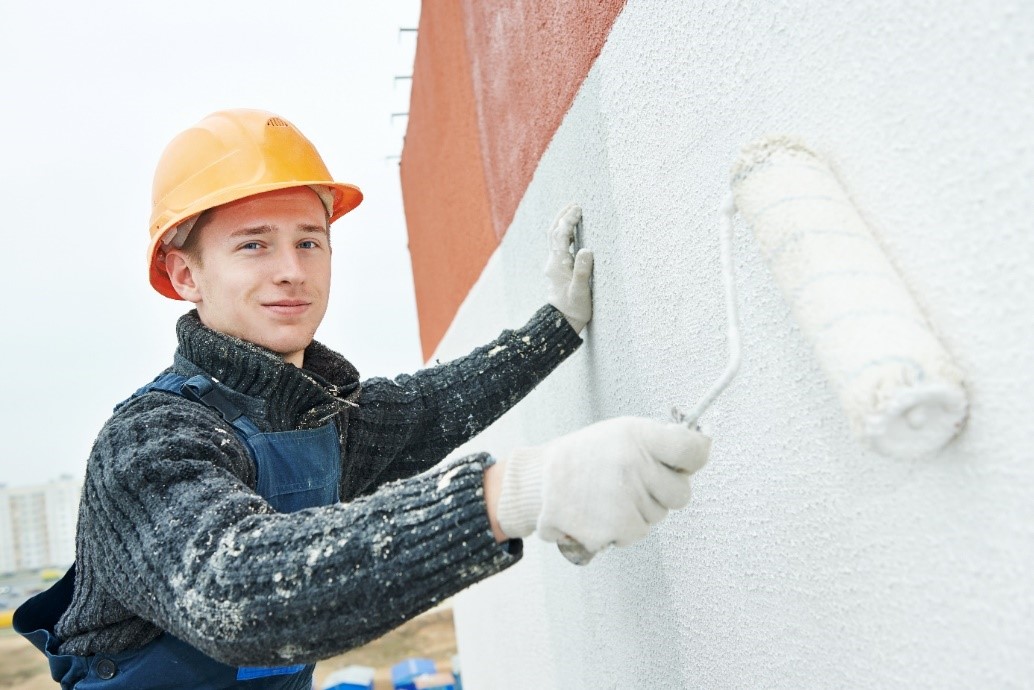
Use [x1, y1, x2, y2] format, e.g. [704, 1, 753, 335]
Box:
[730, 135, 968, 457]
[557, 135, 969, 565]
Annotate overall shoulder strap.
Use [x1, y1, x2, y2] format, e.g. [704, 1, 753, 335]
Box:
[133, 372, 191, 398]
[128, 373, 261, 439]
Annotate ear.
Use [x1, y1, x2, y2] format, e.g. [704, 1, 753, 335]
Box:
[165, 250, 202, 304]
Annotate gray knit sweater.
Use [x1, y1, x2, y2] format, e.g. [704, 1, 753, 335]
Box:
[55, 305, 580, 666]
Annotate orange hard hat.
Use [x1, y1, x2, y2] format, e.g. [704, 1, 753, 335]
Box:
[148, 109, 363, 299]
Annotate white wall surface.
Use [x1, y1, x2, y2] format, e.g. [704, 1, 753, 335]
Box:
[434, 1, 1034, 688]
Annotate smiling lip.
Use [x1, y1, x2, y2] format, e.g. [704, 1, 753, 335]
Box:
[263, 300, 311, 316]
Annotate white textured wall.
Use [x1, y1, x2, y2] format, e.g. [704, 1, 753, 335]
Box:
[434, 1, 1034, 687]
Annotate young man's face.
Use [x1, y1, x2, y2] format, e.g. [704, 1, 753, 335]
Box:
[167, 186, 332, 367]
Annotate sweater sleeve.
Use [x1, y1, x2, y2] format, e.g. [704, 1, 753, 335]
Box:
[56, 393, 520, 666]
[342, 304, 581, 498]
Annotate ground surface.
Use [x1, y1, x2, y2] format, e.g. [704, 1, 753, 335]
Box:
[0, 607, 457, 690]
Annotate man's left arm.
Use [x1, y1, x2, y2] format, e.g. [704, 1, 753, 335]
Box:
[343, 204, 593, 497]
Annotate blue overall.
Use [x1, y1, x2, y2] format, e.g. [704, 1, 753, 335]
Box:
[15, 373, 343, 689]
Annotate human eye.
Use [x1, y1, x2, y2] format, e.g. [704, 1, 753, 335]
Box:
[298, 239, 323, 250]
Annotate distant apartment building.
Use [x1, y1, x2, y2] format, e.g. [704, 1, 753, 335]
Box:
[0, 476, 81, 574]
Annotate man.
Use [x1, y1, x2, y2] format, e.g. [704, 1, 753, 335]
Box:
[15, 109, 710, 688]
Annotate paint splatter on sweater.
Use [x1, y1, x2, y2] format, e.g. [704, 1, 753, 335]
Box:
[55, 305, 580, 666]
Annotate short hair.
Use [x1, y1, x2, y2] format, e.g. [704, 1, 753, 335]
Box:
[177, 210, 212, 266]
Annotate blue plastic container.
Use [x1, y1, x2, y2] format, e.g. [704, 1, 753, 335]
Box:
[322, 664, 375, 690]
[391, 658, 437, 690]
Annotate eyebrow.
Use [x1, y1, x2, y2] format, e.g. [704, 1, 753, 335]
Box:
[228, 223, 329, 239]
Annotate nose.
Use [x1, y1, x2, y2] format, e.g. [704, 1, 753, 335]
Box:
[272, 247, 306, 285]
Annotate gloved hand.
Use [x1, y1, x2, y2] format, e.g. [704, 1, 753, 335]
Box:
[544, 204, 594, 333]
[496, 417, 711, 555]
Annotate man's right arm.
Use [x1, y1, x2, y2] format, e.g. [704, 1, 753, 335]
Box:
[341, 303, 582, 498]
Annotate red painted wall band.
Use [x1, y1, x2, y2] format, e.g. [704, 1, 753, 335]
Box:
[401, 0, 626, 360]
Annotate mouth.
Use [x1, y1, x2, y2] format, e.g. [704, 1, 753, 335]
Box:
[263, 300, 311, 316]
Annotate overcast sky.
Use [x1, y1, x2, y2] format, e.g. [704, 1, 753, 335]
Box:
[0, 1, 424, 486]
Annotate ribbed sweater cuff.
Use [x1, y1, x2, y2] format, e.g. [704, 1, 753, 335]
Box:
[497, 446, 545, 538]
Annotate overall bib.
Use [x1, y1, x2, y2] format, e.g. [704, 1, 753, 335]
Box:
[15, 373, 342, 689]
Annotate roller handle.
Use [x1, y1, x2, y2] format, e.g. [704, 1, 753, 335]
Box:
[557, 535, 597, 565]
[556, 195, 737, 566]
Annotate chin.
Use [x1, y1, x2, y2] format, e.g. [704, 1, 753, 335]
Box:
[257, 331, 314, 359]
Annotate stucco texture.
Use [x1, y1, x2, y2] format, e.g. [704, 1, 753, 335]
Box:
[431, 1, 1033, 688]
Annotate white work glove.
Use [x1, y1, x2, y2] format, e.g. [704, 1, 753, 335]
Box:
[496, 417, 711, 555]
[544, 204, 594, 333]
